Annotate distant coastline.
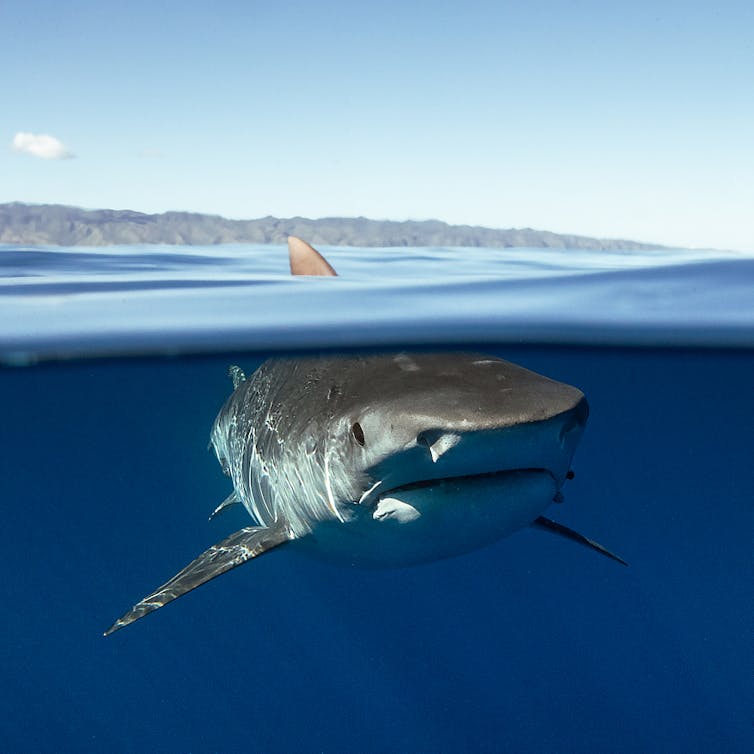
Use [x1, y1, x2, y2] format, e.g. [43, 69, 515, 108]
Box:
[0, 202, 664, 250]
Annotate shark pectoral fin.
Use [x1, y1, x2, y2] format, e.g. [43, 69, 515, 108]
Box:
[104, 525, 291, 636]
[288, 236, 338, 276]
[208, 491, 240, 520]
[533, 516, 628, 567]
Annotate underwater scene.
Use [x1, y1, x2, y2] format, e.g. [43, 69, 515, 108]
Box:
[1, 244, 752, 753]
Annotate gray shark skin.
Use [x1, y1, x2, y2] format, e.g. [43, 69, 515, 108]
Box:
[104, 240, 625, 636]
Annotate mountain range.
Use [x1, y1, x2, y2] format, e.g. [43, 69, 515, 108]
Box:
[0, 202, 662, 250]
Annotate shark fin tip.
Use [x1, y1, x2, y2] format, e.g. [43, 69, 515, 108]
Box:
[533, 515, 628, 567]
[288, 236, 338, 276]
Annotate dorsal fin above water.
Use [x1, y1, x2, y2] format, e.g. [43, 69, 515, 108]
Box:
[288, 236, 338, 276]
[104, 524, 291, 636]
[533, 516, 628, 566]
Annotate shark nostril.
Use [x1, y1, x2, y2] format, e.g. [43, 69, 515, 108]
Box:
[416, 432, 431, 449]
[416, 431, 461, 462]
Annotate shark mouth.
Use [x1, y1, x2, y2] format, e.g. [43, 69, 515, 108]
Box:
[378, 467, 558, 494]
[361, 468, 561, 527]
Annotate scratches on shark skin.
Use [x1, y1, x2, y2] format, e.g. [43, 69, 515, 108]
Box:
[211, 358, 353, 537]
[324, 452, 346, 522]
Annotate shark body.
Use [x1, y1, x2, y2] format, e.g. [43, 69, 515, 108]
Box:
[105, 240, 625, 636]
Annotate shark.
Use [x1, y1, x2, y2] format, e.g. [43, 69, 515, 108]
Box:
[104, 237, 625, 636]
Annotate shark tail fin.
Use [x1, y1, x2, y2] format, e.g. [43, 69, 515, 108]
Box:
[104, 524, 291, 636]
[533, 515, 628, 566]
[288, 236, 338, 276]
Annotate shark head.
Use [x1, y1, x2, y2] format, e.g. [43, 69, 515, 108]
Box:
[337, 352, 586, 490]
[277, 351, 588, 565]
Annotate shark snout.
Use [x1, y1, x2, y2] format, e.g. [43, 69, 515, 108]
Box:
[361, 394, 589, 507]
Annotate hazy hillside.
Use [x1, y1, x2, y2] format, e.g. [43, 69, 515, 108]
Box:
[0, 203, 663, 250]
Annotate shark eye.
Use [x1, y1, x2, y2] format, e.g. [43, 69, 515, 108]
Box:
[352, 422, 366, 446]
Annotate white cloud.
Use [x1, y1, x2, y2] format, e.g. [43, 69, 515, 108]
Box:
[11, 132, 75, 160]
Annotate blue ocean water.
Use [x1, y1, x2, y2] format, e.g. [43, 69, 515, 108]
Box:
[1, 244, 752, 752]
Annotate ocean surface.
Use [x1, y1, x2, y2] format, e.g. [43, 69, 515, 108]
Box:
[1, 243, 752, 753]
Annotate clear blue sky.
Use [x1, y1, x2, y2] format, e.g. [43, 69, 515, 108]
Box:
[2, 0, 752, 250]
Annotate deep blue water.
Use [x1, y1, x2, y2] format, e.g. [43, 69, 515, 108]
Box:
[1, 245, 752, 752]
